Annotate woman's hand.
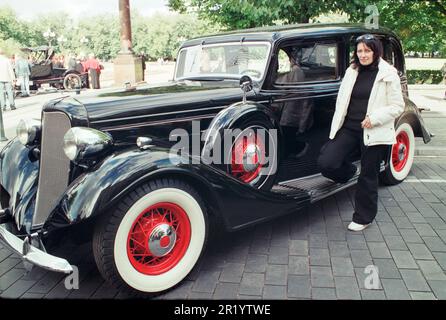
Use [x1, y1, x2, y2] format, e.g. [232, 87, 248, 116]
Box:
[361, 116, 373, 129]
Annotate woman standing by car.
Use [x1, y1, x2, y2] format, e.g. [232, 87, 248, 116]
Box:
[318, 34, 404, 232]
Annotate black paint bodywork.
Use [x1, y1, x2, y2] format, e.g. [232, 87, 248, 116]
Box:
[0, 24, 432, 240]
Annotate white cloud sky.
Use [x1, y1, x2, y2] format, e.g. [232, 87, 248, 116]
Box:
[1, 0, 169, 20]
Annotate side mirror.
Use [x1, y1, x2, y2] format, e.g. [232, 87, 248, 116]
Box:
[239, 75, 253, 103]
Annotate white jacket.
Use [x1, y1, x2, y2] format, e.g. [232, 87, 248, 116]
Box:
[329, 58, 404, 146]
[0, 54, 16, 83]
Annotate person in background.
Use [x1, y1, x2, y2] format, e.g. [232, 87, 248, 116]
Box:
[441, 62, 446, 100]
[0, 49, 17, 111]
[15, 53, 31, 97]
[84, 53, 102, 89]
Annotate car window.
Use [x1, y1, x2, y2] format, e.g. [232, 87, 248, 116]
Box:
[175, 42, 271, 81]
[274, 42, 338, 85]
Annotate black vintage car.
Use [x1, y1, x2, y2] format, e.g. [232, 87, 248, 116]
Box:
[0, 24, 432, 296]
[18, 46, 88, 91]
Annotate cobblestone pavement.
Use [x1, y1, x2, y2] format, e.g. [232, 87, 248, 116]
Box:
[1, 157, 446, 300]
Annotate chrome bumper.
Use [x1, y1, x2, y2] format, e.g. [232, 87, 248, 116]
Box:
[0, 224, 73, 274]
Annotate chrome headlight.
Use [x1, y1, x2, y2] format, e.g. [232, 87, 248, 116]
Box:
[63, 127, 113, 162]
[16, 119, 41, 146]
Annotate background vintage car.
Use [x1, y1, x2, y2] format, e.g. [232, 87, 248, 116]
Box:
[0, 23, 432, 296]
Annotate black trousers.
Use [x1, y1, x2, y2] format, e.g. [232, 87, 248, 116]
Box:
[317, 127, 387, 224]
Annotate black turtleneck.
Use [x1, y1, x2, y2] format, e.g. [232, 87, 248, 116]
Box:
[342, 64, 379, 132]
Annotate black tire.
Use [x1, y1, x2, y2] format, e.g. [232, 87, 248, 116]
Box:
[63, 73, 81, 90]
[379, 122, 415, 185]
[92, 179, 208, 297]
[224, 116, 278, 190]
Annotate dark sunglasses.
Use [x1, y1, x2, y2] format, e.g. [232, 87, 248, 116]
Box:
[356, 34, 376, 42]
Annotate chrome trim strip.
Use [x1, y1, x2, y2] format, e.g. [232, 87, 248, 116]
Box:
[90, 105, 227, 124]
[101, 114, 217, 131]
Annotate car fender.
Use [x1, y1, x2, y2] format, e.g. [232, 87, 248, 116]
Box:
[201, 101, 280, 160]
[44, 148, 224, 230]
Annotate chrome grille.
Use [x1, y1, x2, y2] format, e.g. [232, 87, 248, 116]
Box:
[33, 112, 71, 227]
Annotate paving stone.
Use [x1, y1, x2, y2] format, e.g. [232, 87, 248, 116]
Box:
[20, 292, 45, 299]
[363, 228, 385, 242]
[386, 206, 405, 217]
[219, 263, 244, 283]
[28, 272, 67, 294]
[346, 234, 368, 250]
[384, 235, 408, 251]
[0, 268, 26, 291]
[368, 242, 392, 259]
[360, 289, 386, 300]
[350, 250, 373, 268]
[390, 217, 414, 229]
[427, 280, 446, 300]
[400, 269, 431, 292]
[355, 267, 382, 290]
[268, 246, 289, 265]
[311, 266, 334, 288]
[0, 248, 12, 263]
[0, 257, 22, 278]
[68, 273, 104, 299]
[288, 256, 309, 275]
[90, 281, 120, 299]
[391, 250, 419, 269]
[373, 259, 401, 279]
[187, 292, 213, 299]
[326, 228, 347, 241]
[239, 273, 264, 296]
[0, 280, 36, 299]
[407, 243, 434, 260]
[222, 245, 250, 263]
[289, 240, 308, 256]
[265, 265, 287, 286]
[213, 283, 239, 300]
[413, 223, 437, 237]
[334, 276, 361, 300]
[309, 248, 330, 266]
[245, 254, 267, 273]
[237, 295, 262, 300]
[270, 230, 290, 248]
[432, 252, 446, 271]
[409, 291, 437, 300]
[287, 275, 311, 298]
[192, 271, 220, 293]
[425, 218, 446, 231]
[375, 211, 393, 223]
[331, 257, 355, 277]
[381, 279, 411, 300]
[406, 212, 427, 224]
[249, 238, 270, 255]
[309, 234, 328, 249]
[263, 285, 287, 299]
[418, 260, 446, 280]
[311, 287, 337, 300]
[377, 222, 400, 236]
[329, 241, 350, 257]
[400, 229, 424, 244]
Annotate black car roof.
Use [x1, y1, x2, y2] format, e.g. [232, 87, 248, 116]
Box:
[181, 23, 397, 47]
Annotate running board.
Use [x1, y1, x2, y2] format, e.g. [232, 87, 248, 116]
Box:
[272, 161, 385, 203]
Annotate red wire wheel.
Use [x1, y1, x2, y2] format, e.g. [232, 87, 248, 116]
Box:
[127, 202, 191, 275]
[230, 131, 266, 183]
[391, 130, 410, 172]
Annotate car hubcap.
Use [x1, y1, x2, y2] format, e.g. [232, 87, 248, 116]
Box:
[127, 202, 191, 275]
[230, 131, 265, 183]
[392, 131, 410, 172]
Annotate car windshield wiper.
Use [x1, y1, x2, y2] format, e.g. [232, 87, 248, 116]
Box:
[181, 76, 227, 81]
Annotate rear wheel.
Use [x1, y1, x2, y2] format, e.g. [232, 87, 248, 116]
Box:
[93, 179, 208, 297]
[225, 118, 278, 190]
[380, 122, 415, 185]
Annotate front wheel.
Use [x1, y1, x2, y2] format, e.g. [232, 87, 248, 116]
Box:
[380, 122, 415, 185]
[93, 179, 208, 297]
[63, 73, 81, 90]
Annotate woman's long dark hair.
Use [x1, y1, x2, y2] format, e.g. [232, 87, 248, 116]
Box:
[351, 34, 383, 71]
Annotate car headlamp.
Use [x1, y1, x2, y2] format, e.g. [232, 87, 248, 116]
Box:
[16, 119, 41, 146]
[63, 127, 113, 162]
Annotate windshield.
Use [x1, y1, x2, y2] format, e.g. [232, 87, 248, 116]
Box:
[174, 42, 271, 81]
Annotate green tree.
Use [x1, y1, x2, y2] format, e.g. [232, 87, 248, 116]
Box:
[168, 0, 370, 29]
